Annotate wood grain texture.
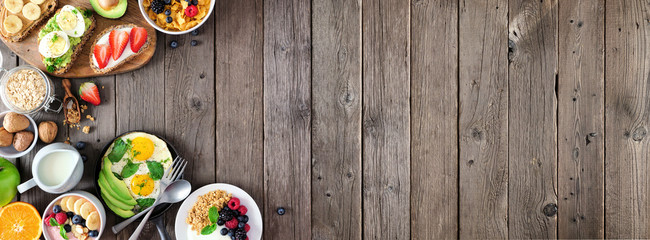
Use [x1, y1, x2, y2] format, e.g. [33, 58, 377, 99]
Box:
[458, 0, 508, 238]
[215, 0, 264, 220]
[557, 0, 605, 238]
[1, 0, 156, 78]
[363, 0, 410, 239]
[605, 0, 650, 238]
[114, 32, 166, 239]
[507, 0, 558, 238]
[311, 0, 361, 239]
[263, 0, 311, 239]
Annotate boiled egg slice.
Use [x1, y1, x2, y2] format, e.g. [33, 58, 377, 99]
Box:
[38, 31, 70, 58]
[56, 5, 85, 37]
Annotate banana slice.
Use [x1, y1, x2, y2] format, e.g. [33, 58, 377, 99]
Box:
[21, 2, 39, 20]
[29, 0, 43, 4]
[60, 197, 70, 212]
[3, 15, 22, 33]
[73, 198, 87, 214]
[79, 202, 95, 219]
[4, 0, 23, 14]
[66, 196, 78, 212]
[85, 212, 100, 231]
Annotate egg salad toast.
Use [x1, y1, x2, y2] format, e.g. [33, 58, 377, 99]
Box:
[0, 0, 57, 42]
[90, 24, 151, 74]
[37, 5, 95, 74]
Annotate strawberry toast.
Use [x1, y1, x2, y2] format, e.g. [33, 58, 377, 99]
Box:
[89, 24, 150, 73]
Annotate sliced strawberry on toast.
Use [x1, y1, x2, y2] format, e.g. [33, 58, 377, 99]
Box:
[79, 82, 101, 106]
[93, 44, 112, 69]
[129, 27, 148, 52]
[109, 29, 129, 60]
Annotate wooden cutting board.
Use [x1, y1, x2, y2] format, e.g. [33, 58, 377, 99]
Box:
[0, 0, 156, 78]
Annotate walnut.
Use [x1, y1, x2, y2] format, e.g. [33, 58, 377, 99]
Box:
[0, 127, 13, 147]
[38, 121, 57, 143]
[12, 130, 33, 151]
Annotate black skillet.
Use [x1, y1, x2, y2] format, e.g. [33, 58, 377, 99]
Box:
[93, 131, 179, 240]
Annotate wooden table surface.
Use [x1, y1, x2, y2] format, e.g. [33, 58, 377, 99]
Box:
[1, 0, 648, 239]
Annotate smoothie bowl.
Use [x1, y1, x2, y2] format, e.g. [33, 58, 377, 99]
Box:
[42, 191, 106, 240]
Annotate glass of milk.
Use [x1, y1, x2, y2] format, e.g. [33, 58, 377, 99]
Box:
[17, 143, 83, 194]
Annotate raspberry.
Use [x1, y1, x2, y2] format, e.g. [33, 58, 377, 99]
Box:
[184, 5, 198, 17]
[225, 218, 239, 229]
[237, 205, 247, 215]
[228, 198, 240, 210]
[44, 214, 54, 226]
[55, 212, 68, 225]
[244, 224, 250, 232]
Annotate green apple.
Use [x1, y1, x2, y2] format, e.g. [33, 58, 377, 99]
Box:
[0, 157, 20, 207]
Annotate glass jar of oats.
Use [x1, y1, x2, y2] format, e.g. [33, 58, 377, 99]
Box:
[0, 65, 62, 114]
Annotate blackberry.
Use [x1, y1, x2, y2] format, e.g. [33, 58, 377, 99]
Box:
[234, 229, 246, 239]
[150, 0, 165, 14]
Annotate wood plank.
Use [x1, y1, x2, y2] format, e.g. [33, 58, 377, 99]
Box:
[114, 31, 166, 239]
[363, 0, 410, 239]
[263, 0, 311, 238]
[0, 0, 157, 78]
[458, 0, 508, 238]
[215, 0, 264, 218]
[605, 0, 650, 238]
[507, 0, 558, 238]
[557, 0, 605, 238]
[311, 0, 361, 239]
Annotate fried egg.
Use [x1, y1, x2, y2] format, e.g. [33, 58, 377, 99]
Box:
[38, 31, 70, 58]
[56, 5, 86, 37]
[107, 132, 173, 201]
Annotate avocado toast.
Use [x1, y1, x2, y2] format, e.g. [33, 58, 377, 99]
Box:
[0, 0, 57, 42]
[37, 5, 95, 74]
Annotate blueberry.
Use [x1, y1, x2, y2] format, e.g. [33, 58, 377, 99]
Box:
[241, 215, 248, 223]
[66, 212, 74, 219]
[81, 155, 88, 163]
[237, 222, 245, 229]
[191, 0, 197, 5]
[81, 219, 86, 227]
[75, 141, 86, 150]
[72, 215, 82, 224]
[191, 29, 199, 36]
[53, 205, 62, 213]
[220, 227, 228, 235]
[190, 40, 198, 46]
[228, 229, 235, 236]
[170, 40, 178, 48]
[88, 230, 99, 237]
[163, 0, 171, 4]
[277, 207, 285, 215]
[63, 224, 71, 233]
[217, 219, 225, 226]
[166, 16, 173, 23]
[164, 9, 171, 15]
[223, 206, 230, 211]
[230, 236, 235, 240]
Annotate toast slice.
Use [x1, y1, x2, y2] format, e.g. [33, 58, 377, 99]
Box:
[38, 7, 95, 75]
[0, 0, 57, 42]
[89, 24, 152, 74]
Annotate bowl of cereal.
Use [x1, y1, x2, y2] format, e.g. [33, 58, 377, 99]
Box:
[0, 65, 62, 115]
[139, 0, 214, 35]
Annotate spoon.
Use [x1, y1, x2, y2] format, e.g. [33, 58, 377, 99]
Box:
[61, 79, 80, 124]
[112, 180, 191, 235]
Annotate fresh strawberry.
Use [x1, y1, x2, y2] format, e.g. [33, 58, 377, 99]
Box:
[185, 5, 198, 17]
[225, 218, 238, 229]
[228, 197, 240, 210]
[44, 214, 54, 226]
[109, 30, 129, 60]
[54, 212, 67, 225]
[237, 205, 247, 215]
[79, 82, 101, 106]
[93, 44, 112, 69]
[129, 27, 148, 52]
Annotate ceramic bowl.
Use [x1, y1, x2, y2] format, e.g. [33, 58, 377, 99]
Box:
[137, 0, 215, 35]
[42, 191, 106, 240]
[0, 111, 38, 158]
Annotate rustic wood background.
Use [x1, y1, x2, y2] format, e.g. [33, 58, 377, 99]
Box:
[1, 0, 648, 239]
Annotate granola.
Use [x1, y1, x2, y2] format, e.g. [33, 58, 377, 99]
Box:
[186, 190, 231, 234]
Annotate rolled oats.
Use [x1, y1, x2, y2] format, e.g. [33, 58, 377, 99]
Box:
[4, 69, 46, 111]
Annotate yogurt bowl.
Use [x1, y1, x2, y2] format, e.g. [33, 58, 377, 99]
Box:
[42, 191, 106, 240]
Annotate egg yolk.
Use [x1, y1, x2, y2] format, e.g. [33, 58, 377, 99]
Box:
[131, 174, 154, 196]
[47, 35, 67, 55]
[56, 11, 78, 31]
[131, 137, 154, 161]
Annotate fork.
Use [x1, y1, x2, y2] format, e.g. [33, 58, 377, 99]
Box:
[111, 156, 187, 234]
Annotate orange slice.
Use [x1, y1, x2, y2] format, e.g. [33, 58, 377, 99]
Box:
[0, 202, 42, 240]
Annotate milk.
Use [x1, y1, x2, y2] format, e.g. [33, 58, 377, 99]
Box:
[37, 151, 77, 186]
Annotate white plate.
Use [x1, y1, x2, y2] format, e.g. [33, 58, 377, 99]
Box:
[175, 183, 262, 240]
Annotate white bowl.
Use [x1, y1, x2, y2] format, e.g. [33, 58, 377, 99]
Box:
[0, 111, 38, 158]
[137, 0, 215, 35]
[42, 191, 107, 240]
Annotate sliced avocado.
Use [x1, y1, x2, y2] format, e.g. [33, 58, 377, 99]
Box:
[89, 0, 127, 19]
[102, 159, 137, 205]
[101, 191, 135, 218]
[98, 171, 137, 206]
[99, 183, 134, 211]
